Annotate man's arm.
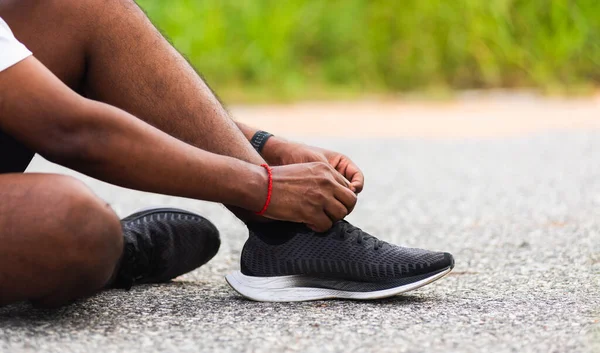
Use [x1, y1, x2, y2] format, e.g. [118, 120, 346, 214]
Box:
[0, 57, 356, 231]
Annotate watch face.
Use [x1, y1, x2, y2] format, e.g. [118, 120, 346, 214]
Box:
[252, 131, 273, 152]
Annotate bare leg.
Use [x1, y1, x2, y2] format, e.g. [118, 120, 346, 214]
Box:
[1, 0, 268, 220]
[0, 174, 123, 308]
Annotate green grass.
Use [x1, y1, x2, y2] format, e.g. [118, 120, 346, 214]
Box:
[137, 0, 600, 102]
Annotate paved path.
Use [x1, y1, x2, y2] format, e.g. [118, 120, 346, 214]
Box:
[0, 103, 599, 352]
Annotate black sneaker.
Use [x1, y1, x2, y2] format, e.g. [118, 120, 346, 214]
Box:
[226, 220, 454, 301]
[113, 207, 220, 289]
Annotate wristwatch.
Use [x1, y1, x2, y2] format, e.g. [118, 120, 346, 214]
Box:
[250, 130, 273, 153]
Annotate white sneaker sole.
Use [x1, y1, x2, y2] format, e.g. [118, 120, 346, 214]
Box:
[225, 267, 453, 302]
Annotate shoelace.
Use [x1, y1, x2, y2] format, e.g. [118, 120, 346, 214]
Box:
[336, 220, 386, 250]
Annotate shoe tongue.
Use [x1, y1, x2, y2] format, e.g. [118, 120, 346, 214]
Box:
[247, 221, 308, 245]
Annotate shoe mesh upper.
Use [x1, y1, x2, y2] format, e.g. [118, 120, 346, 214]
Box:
[114, 208, 220, 289]
[241, 221, 451, 281]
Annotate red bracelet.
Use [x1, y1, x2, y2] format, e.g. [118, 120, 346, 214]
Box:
[256, 164, 273, 216]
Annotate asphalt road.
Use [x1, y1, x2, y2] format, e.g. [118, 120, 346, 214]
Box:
[1, 131, 599, 353]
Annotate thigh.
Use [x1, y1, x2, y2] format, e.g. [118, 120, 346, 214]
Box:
[0, 128, 34, 173]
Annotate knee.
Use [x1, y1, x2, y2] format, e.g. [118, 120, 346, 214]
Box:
[61, 176, 123, 281]
[34, 176, 123, 306]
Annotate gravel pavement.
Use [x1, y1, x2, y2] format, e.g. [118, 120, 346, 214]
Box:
[1, 131, 599, 353]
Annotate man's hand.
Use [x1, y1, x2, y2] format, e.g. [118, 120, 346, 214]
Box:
[262, 137, 365, 194]
[265, 162, 357, 232]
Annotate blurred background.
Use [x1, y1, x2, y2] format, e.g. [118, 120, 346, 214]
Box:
[137, 0, 600, 103]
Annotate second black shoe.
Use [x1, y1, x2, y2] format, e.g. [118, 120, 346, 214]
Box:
[226, 220, 453, 301]
[113, 207, 220, 289]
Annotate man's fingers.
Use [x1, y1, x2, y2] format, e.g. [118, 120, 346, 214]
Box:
[330, 167, 352, 189]
[350, 172, 364, 194]
[329, 155, 364, 194]
[307, 212, 333, 233]
[324, 200, 348, 222]
[340, 158, 364, 194]
[334, 184, 357, 213]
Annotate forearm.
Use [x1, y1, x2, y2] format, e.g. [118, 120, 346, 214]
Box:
[53, 101, 266, 211]
[235, 121, 259, 142]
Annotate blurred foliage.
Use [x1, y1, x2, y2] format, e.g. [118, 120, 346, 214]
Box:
[137, 0, 600, 102]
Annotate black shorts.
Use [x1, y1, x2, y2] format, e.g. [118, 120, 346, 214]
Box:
[0, 128, 35, 174]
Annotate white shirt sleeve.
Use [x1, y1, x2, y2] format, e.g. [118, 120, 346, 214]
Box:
[0, 17, 32, 72]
